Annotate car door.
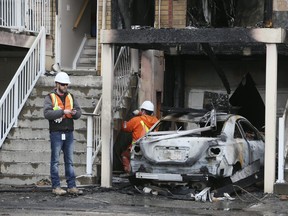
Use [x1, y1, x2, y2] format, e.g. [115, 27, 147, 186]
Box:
[237, 119, 264, 166]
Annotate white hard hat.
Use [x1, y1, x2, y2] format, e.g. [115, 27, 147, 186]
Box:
[54, 72, 71, 84]
[140, 100, 154, 112]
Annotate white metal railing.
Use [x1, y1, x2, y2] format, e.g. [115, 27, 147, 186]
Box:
[85, 46, 133, 175]
[84, 96, 102, 176]
[0, 26, 46, 148]
[277, 100, 288, 183]
[113, 46, 131, 111]
[0, 0, 50, 34]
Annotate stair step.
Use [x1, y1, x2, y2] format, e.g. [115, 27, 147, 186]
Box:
[62, 69, 98, 76]
[2, 139, 86, 152]
[83, 49, 96, 55]
[31, 85, 102, 98]
[0, 174, 54, 186]
[79, 57, 96, 64]
[37, 75, 102, 88]
[25, 96, 98, 110]
[86, 38, 96, 46]
[0, 174, 94, 186]
[16, 118, 87, 130]
[0, 162, 96, 176]
[77, 63, 96, 68]
[0, 150, 86, 164]
[7, 128, 87, 141]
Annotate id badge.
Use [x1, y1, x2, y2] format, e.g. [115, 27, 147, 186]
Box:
[61, 133, 66, 140]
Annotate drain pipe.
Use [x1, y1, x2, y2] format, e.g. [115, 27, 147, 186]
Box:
[277, 117, 286, 183]
[102, 0, 107, 30]
[54, 0, 61, 70]
[158, 0, 161, 28]
[95, 0, 100, 71]
[98, 0, 106, 73]
[264, 0, 273, 27]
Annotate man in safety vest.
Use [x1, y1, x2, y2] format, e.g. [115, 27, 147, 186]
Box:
[121, 100, 158, 173]
[43, 72, 82, 196]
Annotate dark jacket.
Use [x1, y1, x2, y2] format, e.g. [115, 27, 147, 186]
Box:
[43, 89, 82, 132]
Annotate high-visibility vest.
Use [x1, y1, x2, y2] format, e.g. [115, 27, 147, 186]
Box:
[50, 93, 73, 119]
[131, 120, 150, 144]
[140, 120, 149, 133]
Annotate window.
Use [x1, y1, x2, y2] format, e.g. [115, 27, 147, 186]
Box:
[238, 120, 260, 141]
[234, 124, 243, 139]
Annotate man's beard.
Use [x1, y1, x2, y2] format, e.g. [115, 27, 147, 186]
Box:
[58, 87, 67, 94]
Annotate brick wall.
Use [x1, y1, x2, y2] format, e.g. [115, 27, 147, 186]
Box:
[155, 0, 187, 28]
[97, 0, 112, 73]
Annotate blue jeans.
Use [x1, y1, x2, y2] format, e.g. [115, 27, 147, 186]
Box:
[50, 131, 76, 189]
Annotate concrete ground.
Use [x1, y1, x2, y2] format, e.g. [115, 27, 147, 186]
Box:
[0, 179, 287, 216]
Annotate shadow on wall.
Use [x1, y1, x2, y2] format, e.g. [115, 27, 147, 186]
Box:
[229, 73, 265, 130]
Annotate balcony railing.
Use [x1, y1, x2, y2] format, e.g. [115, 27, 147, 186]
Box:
[0, 0, 50, 34]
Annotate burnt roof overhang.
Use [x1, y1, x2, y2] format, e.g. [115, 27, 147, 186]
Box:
[101, 28, 287, 55]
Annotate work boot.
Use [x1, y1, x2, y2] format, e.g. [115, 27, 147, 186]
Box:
[67, 187, 83, 195]
[52, 187, 67, 196]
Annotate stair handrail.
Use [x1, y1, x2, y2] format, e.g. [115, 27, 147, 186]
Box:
[0, 26, 46, 148]
[113, 46, 132, 112]
[0, 0, 50, 34]
[84, 96, 102, 176]
[277, 99, 288, 183]
[85, 46, 134, 176]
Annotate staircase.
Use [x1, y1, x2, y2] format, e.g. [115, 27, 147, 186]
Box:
[0, 72, 102, 186]
[76, 37, 97, 69]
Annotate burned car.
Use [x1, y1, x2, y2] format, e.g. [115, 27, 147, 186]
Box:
[130, 110, 265, 190]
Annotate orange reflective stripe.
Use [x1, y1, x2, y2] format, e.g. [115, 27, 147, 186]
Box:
[50, 93, 73, 118]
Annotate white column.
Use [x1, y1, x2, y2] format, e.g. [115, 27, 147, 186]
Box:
[131, 49, 139, 74]
[101, 44, 114, 187]
[264, 44, 278, 193]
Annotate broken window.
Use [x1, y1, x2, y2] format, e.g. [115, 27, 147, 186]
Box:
[238, 120, 261, 141]
[186, 0, 265, 28]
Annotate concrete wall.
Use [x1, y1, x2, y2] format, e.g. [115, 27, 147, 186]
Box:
[59, 0, 91, 69]
[139, 50, 165, 114]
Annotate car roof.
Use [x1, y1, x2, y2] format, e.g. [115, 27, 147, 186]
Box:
[161, 111, 233, 124]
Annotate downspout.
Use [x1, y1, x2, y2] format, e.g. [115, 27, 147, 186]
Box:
[102, 0, 107, 29]
[264, 0, 273, 27]
[54, 0, 61, 71]
[168, 0, 173, 27]
[99, 0, 107, 74]
[95, 0, 100, 71]
[158, 0, 161, 28]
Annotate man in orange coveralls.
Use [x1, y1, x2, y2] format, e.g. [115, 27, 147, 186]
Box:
[121, 100, 158, 173]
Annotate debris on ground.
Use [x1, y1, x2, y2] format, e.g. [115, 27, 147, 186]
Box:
[36, 178, 51, 186]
